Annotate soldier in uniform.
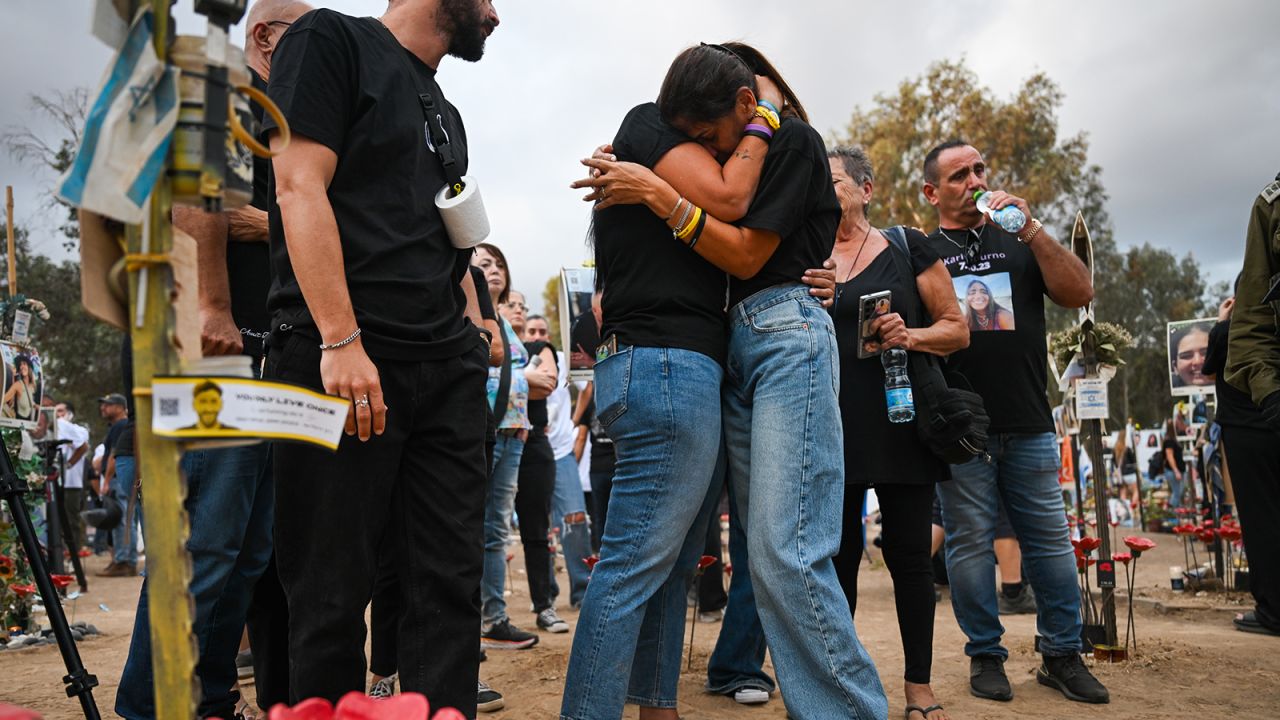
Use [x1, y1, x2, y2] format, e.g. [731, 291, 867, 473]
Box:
[1224, 171, 1280, 637]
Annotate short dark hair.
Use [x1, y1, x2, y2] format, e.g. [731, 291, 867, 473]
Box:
[526, 314, 546, 324]
[828, 145, 874, 185]
[59, 400, 75, 414]
[192, 380, 223, 398]
[923, 139, 970, 185]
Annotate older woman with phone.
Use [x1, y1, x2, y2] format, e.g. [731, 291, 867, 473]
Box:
[827, 146, 968, 720]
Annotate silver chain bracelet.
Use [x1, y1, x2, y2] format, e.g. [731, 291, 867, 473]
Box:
[319, 327, 362, 351]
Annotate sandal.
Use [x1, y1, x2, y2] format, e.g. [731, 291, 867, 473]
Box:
[1234, 611, 1280, 636]
[906, 704, 944, 719]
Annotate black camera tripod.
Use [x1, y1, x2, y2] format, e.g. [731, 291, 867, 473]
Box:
[0, 435, 100, 719]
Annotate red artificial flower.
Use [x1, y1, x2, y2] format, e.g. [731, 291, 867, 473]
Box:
[1110, 519, 1120, 528]
[1123, 536, 1156, 556]
[583, 555, 600, 571]
[50, 574, 74, 590]
[697, 555, 718, 572]
[269, 698, 334, 720]
[9, 584, 36, 598]
[431, 711, 465, 720]
[1221, 514, 1234, 523]
[1198, 529, 1217, 543]
[724, 564, 733, 576]
[1113, 552, 1132, 565]
[1176, 507, 1193, 516]
[1076, 556, 1096, 571]
[1072, 536, 1101, 554]
[1202, 519, 1216, 529]
[333, 691, 429, 719]
[1219, 527, 1243, 542]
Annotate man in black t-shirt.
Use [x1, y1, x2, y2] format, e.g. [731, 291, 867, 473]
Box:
[262, 1, 498, 712]
[921, 141, 1110, 705]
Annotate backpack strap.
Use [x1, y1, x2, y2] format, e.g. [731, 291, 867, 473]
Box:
[882, 225, 922, 329]
[492, 319, 513, 417]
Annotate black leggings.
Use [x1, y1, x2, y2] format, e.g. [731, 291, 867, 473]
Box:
[833, 483, 936, 684]
[516, 432, 556, 612]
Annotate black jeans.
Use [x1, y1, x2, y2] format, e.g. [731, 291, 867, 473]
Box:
[247, 552, 291, 710]
[834, 483, 936, 684]
[517, 431, 556, 613]
[588, 448, 616, 554]
[268, 332, 488, 714]
[1220, 425, 1280, 629]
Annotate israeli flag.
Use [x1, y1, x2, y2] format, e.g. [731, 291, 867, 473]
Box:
[58, 7, 177, 224]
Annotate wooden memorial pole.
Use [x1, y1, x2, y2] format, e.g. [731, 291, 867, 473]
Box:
[1072, 212, 1119, 653]
[5, 186, 16, 294]
[128, 1, 198, 717]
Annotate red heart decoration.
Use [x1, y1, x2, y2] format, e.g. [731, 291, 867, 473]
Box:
[431, 710, 466, 720]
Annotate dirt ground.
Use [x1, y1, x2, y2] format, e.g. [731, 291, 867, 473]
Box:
[2, 537, 1279, 720]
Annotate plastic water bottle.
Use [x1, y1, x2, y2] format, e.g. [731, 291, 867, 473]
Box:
[882, 348, 915, 424]
[974, 191, 1026, 234]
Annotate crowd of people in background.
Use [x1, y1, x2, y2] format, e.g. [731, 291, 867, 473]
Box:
[20, 2, 1280, 720]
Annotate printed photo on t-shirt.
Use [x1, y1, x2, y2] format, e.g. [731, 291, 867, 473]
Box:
[953, 273, 1016, 332]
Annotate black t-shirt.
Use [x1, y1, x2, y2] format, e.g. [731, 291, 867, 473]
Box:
[731, 117, 839, 308]
[1207, 318, 1264, 428]
[471, 266, 496, 322]
[104, 417, 129, 457]
[1162, 437, 1186, 474]
[114, 422, 135, 458]
[833, 230, 947, 485]
[924, 223, 1053, 434]
[524, 340, 555, 430]
[225, 69, 272, 359]
[264, 9, 474, 361]
[594, 103, 729, 366]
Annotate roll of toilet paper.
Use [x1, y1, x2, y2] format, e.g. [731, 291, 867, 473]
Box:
[435, 175, 490, 249]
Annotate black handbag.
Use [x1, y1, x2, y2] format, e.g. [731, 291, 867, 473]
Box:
[883, 227, 991, 464]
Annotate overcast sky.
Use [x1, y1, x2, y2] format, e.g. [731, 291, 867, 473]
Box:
[2, 1, 1276, 313]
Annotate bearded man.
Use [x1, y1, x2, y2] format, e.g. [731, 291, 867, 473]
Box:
[263, 0, 500, 712]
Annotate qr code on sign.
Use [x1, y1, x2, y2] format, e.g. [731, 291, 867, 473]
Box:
[159, 398, 180, 416]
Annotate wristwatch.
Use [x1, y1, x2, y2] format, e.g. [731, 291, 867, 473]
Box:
[1019, 218, 1044, 245]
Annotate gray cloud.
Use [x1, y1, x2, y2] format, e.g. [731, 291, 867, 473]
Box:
[3, 0, 1275, 312]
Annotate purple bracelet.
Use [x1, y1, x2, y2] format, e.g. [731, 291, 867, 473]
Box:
[744, 122, 774, 139]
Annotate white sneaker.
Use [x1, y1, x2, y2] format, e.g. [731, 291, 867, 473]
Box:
[733, 687, 770, 705]
[536, 608, 570, 633]
[697, 609, 724, 623]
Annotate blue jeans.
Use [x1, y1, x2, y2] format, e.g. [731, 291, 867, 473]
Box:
[116, 442, 274, 719]
[723, 285, 887, 720]
[110, 456, 140, 566]
[1164, 469, 1185, 510]
[937, 432, 1082, 659]
[550, 451, 591, 608]
[560, 346, 723, 719]
[482, 433, 525, 627]
[706, 456, 776, 696]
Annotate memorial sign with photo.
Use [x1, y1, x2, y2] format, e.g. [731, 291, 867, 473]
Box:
[0, 342, 44, 429]
[559, 267, 598, 382]
[1167, 318, 1215, 396]
[151, 376, 349, 450]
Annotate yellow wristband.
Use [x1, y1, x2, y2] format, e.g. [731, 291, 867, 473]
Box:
[754, 106, 780, 131]
[677, 206, 702, 240]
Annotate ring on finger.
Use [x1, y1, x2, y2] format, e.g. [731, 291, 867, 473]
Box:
[355, 395, 370, 408]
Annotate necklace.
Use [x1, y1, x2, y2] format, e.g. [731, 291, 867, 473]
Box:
[839, 223, 875, 284]
[834, 223, 875, 308]
[940, 224, 985, 271]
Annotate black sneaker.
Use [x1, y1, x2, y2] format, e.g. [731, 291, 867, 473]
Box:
[998, 584, 1037, 615]
[1037, 653, 1110, 704]
[481, 619, 539, 650]
[477, 680, 505, 713]
[969, 654, 1013, 701]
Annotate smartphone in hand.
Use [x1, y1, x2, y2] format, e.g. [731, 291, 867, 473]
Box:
[856, 290, 892, 359]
